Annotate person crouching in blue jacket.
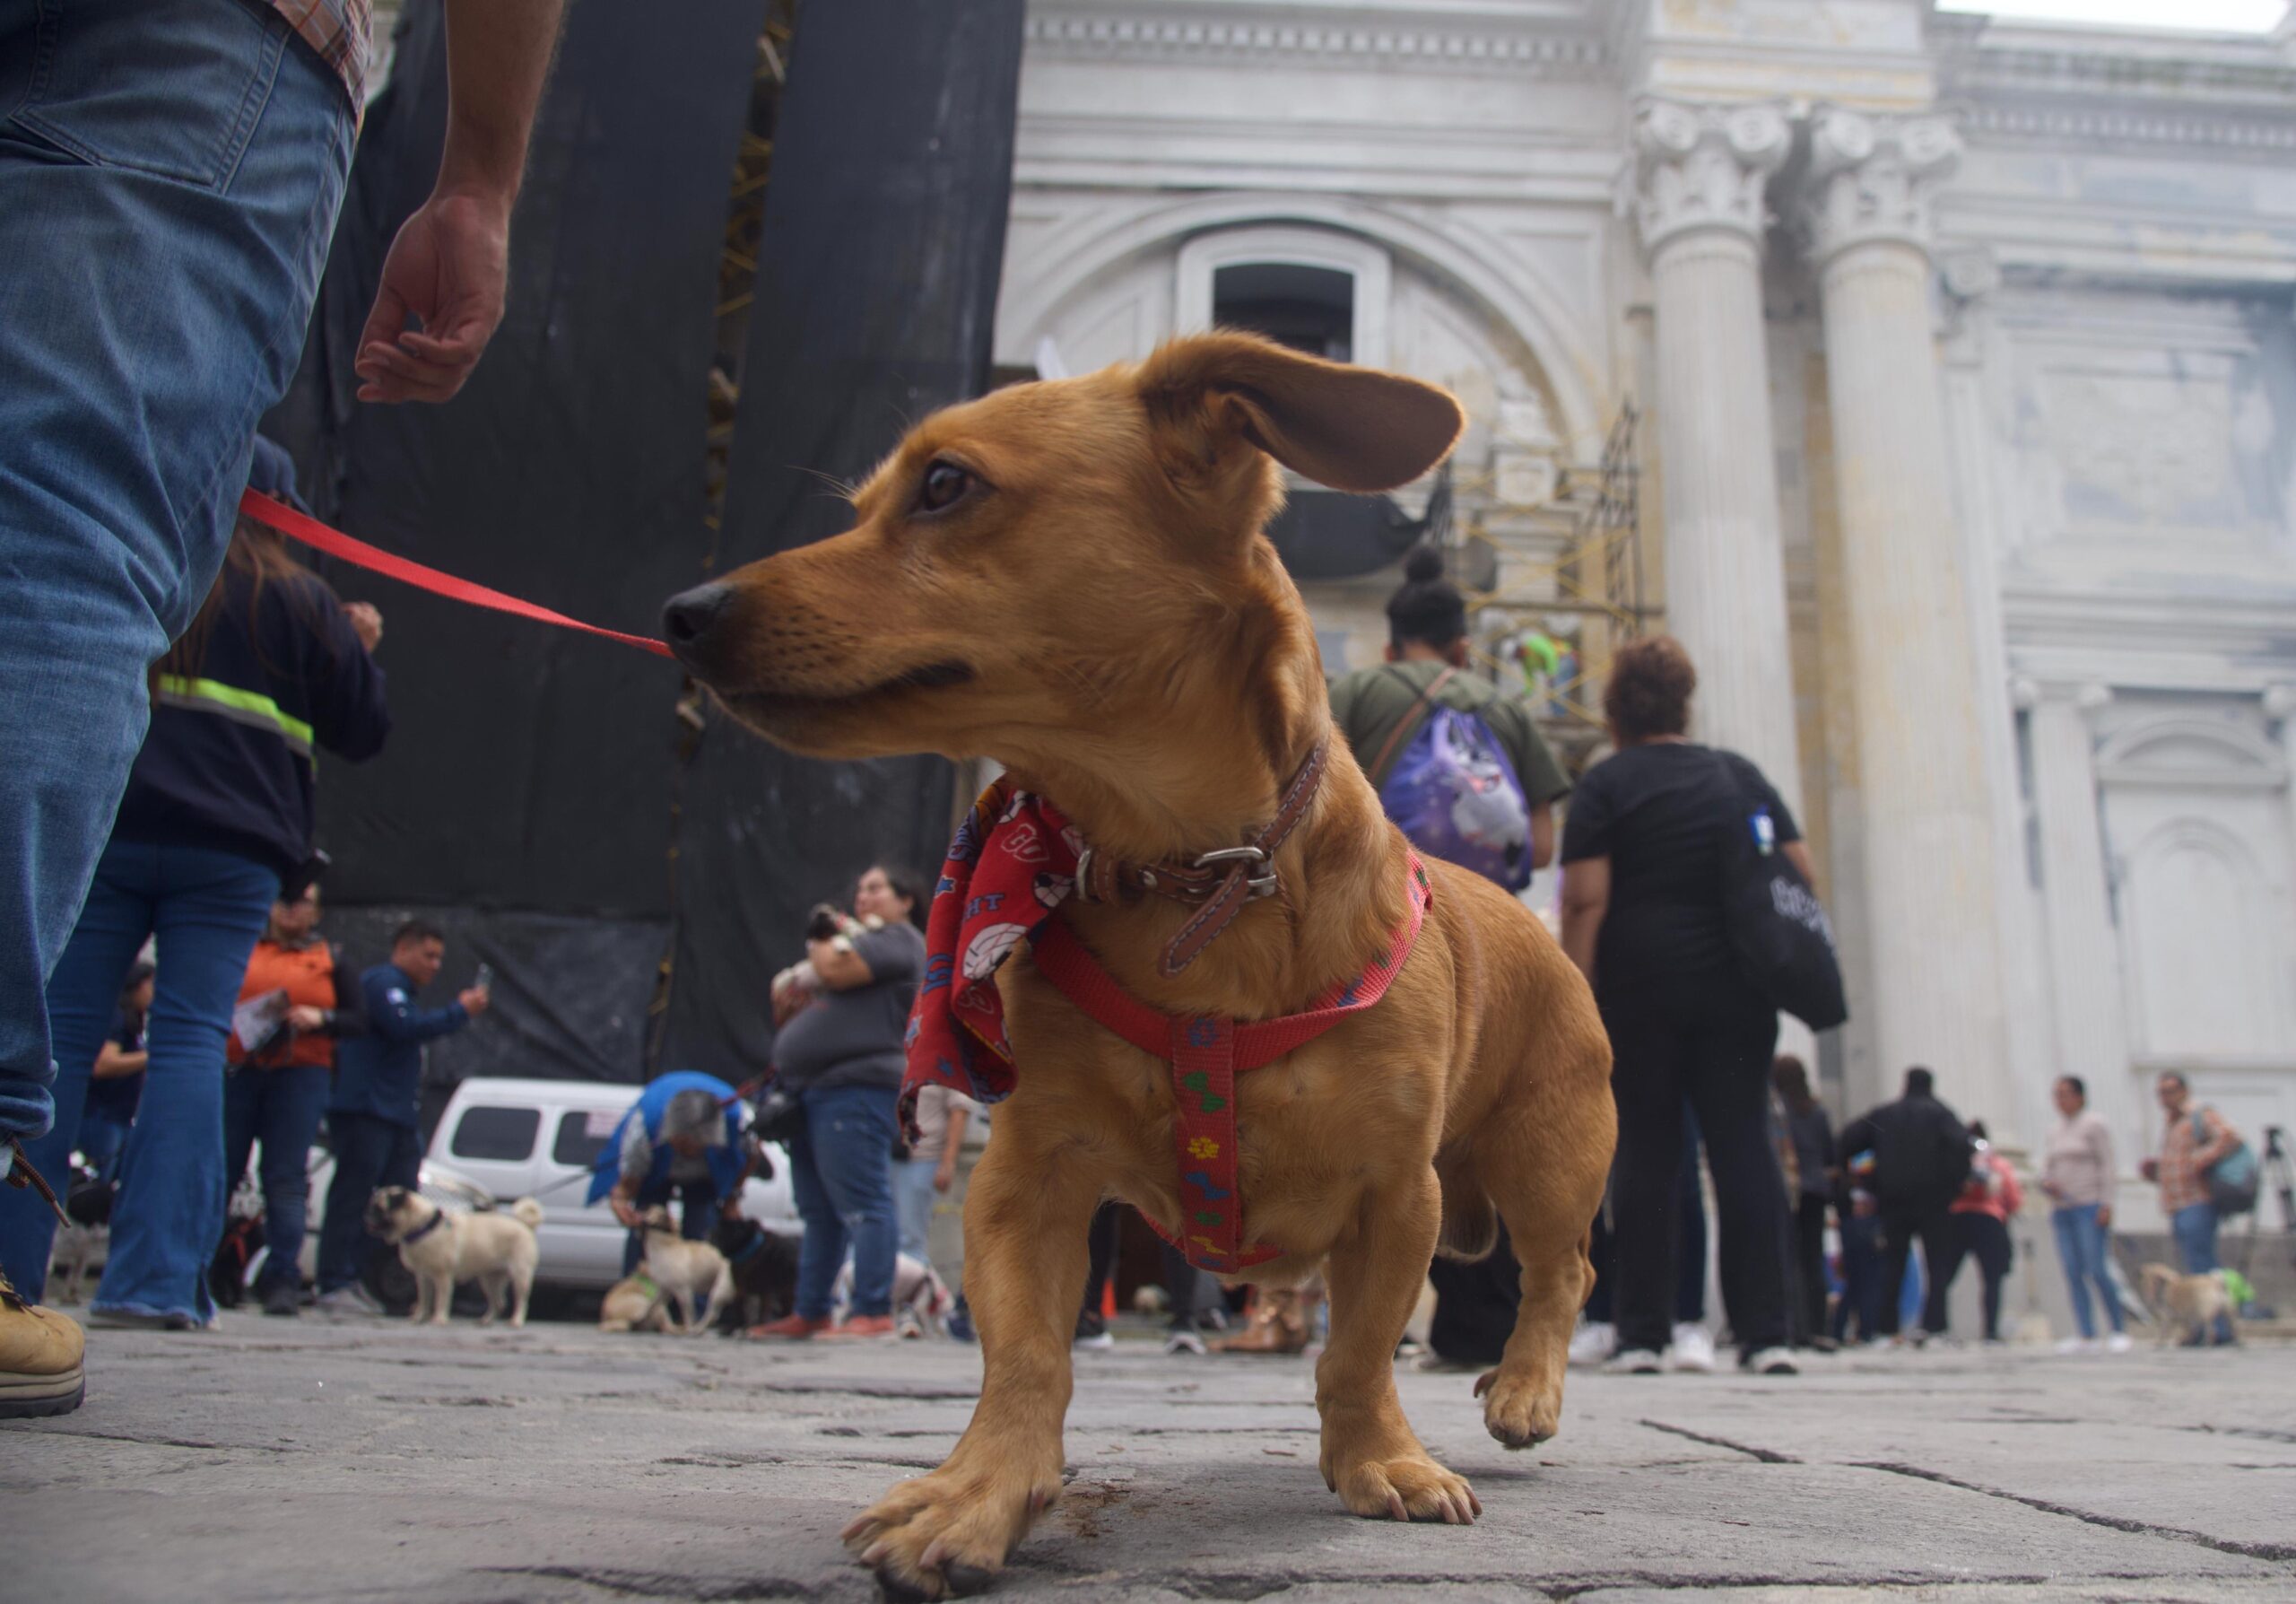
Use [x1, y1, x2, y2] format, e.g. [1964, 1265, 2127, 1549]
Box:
[590, 1072, 761, 1275]
[312, 921, 487, 1313]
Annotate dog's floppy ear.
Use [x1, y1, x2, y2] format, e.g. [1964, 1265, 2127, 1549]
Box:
[1136, 331, 1465, 493]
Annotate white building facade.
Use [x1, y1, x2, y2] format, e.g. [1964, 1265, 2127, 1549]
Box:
[993, 0, 2296, 1234]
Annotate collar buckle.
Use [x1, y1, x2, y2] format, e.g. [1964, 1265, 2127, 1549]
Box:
[1192, 845, 1279, 899]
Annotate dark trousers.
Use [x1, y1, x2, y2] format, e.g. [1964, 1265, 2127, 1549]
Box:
[1602, 988, 1787, 1357]
[1080, 1202, 1205, 1332]
[1584, 1115, 1707, 1327]
[1430, 1222, 1519, 1364]
[223, 1063, 330, 1294]
[1877, 1204, 1954, 1337]
[1789, 1191, 1830, 1345]
[1832, 1210, 1883, 1342]
[316, 1111, 422, 1294]
[1947, 1212, 2013, 1341]
[622, 1174, 714, 1274]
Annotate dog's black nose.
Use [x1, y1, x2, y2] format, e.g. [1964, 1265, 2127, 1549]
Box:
[662, 581, 735, 670]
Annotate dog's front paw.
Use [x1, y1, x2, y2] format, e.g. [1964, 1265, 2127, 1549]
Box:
[1325, 1448, 1480, 1525]
[840, 1467, 1060, 1600]
[1475, 1366, 1561, 1449]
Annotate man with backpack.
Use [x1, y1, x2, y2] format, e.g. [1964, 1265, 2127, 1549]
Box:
[1328, 547, 1570, 1365]
[1328, 547, 1570, 883]
[1838, 1068, 1975, 1344]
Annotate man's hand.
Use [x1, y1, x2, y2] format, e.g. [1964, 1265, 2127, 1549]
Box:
[354, 191, 510, 405]
[458, 987, 492, 1016]
[933, 1158, 958, 1195]
[2140, 1157, 2160, 1182]
[287, 1005, 329, 1033]
[610, 1194, 640, 1229]
[2097, 1205, 2113, 1229]
[719, 1194, 744, 1220]
[342, 601, 384, 653]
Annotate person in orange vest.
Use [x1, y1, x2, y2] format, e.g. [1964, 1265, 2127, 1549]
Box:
[222, 879, 361, 1317]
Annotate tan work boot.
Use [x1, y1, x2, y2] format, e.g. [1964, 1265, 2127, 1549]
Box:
[1213, 1286, 1320, 1355]
[1, 1265, 85, 1418]
[3, 1143, 87, 1417]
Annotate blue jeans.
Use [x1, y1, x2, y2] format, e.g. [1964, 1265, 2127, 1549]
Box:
[316, 1111, 423, 1295]
[1832, 1211, 1884, 1343]
[0, 840, 279, 1318]
[2051, 1204, 2124, 1339]
[0, 0, 353, 1151]
[790, 1083, 899, 1321]
[224, 1063, 329, 1295]
[2171, 1201, 2237, 1344]
[77, 1113, 132, 1184]
[893, 1155, 940, 1264]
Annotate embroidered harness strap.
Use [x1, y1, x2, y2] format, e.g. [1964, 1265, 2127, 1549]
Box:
[1030, 854, 1432, 1274]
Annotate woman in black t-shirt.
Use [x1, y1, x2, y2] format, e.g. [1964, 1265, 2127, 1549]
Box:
[1559, 636, 1814, 1375]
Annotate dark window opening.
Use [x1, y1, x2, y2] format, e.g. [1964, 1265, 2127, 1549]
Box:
[1213, 262, 1354, 362]
[553, 1111, 615, 1169]
[448, 1105, 541, 1163]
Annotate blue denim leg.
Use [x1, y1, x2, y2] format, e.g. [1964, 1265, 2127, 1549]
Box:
[250, 1066, 327, 1292]
[89, 845, 278, 1323]
[77, 1115, 131, 1183]
[0, 840, 156, 1297]
[2171, 1202, 2235, 1343]
[788, 1111, 848, 1321]
[316, 1112, 420, 1293]
[893, 1156, 937, 1263]
[805, 1085, 900, 1317]
[0, 0, 353, 1147]
[2053, 1207, 2097, 1339]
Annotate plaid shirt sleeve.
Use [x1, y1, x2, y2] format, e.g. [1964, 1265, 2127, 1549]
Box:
[265, 0, 374, 109]
[2156, 1107, 2233, 1214]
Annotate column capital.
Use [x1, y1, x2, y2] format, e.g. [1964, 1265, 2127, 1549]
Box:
[1629, 96, 1791, 258]
[2013, 677, 2113, 713]
[1802, 106, 1961, 268]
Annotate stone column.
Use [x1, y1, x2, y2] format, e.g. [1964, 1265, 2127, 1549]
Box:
[1802, 108, 2012, 1121]
[2018, 680, 2135, 1157]
[1631, 98, 1804, 814]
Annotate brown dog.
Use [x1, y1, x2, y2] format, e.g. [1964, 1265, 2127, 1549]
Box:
[2139, 1261, 2236, 1347]
[664, 333, 1615, 1599]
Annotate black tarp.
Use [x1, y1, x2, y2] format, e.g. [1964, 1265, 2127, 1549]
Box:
[660, 0, 1026, 1082]
[265, 0, 1025, 1088]
[265, 0, 777, 1084]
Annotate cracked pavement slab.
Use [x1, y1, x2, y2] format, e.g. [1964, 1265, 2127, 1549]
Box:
[3, 1318, 2292, 1601]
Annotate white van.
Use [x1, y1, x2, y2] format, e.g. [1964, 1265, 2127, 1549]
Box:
[424, 1077, 799, 1290]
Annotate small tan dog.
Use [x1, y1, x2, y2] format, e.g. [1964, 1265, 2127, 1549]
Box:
[665, 332, 1615, 1599]
[2139, 1261, 2236, 1347]
[365, 1187, 543, 1328]
[630, 1205, 735, 1335]
[598, 1268, 674, 1334]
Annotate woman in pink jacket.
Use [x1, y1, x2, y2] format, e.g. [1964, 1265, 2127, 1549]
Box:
[1949, 1121, 2023, 1345]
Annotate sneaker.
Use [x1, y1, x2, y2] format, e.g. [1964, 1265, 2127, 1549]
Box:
[1074, 1312, 1115, 1350]
[86, 1309, 204, 1331]
[2054, 1336, 2093, 1355]
[1743, 1347, 1798, 1375]
[1667, 1324, 1717, 1373]
[1568, 1321, 1617, 1368]
[0, 1267, 84, 1419]
[315, 1284, 384, 1318]
[261, 1282, 302, 1319]
[819, 1314, 897, 1339]
[1602, 1347, 1664, 1374]
[1165, 1327, 1207, 1356]
[742, 1313, 829, 1340]
[2104, 1332, 2135, 1355]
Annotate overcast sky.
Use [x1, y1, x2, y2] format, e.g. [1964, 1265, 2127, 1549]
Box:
[1944, 0, 2285, 29]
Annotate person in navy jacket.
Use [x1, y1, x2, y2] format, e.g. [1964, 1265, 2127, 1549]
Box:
[313, 921, 488, 1312]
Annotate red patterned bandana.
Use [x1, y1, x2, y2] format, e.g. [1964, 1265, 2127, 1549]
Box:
[903, 779, 1433, 1274]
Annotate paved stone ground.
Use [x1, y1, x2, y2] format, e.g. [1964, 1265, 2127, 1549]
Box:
[4, 1315, 2293, 1602]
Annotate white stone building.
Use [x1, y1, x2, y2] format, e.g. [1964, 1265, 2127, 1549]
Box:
[993, 0, 2296, 1232]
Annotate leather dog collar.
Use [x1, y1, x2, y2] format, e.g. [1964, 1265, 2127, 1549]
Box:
[401, 1204, 449, 1246]
[1073, 736, 1330, 978]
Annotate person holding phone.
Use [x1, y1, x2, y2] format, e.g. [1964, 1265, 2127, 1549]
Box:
[312, 921, 488, 1314]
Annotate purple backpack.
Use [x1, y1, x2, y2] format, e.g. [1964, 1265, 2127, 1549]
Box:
[1370, 667, 1534, 891]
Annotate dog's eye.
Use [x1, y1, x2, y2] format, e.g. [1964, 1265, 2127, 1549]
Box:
[915, 460, 974, 515]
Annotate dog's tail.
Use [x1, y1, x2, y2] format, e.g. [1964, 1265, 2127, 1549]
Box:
[509, 1197, 545, 1230]
[1434, 1168, 1500, 1262]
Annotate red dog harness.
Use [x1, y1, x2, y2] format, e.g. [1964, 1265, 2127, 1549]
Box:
[903, 767, 1433, 1275]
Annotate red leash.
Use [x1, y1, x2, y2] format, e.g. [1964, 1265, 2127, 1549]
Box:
[239, 488, 674, 659]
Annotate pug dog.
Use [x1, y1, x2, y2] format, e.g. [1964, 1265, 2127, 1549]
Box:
[632, 1205, 735, 1335]
[599, 1268, 674, 1334]
[365, 1188, 544, 1328]
[2139, 1261, 2237, 1347]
